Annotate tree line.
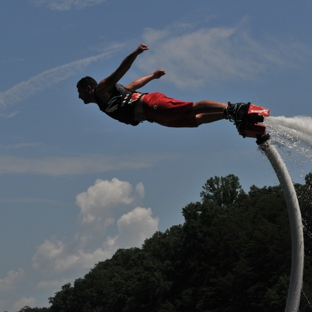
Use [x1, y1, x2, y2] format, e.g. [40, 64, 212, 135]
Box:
[19, 173, 312, 311]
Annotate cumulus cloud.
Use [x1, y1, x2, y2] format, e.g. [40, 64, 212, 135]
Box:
[0, 177, 157, 311]
[32, 207, 158, 277]
[0, 269, 24, 293]
[139, 23, 311, 88]
[32, 239, 67, 273]
[13, 297, 36, 311]
[31, 178, 158, 280]
[0, 269, 26, 311]
[112, 207, 159, 248]
[32, 207, 159, 276]
[32, 236, 115, 275]
[76, 178, 144, 224]
[30, 0, 106, 11]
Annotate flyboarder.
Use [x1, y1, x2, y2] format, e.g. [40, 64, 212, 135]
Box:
[77, 43, 268, 135]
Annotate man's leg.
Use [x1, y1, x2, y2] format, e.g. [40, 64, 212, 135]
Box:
[196, 112, 225, 125]
[191, 100, 227, 114]
[192, 100, 249, 126]
[191, 100, 227, 125]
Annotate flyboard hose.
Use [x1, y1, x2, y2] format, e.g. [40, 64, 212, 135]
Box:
[257, 134, 304, 312]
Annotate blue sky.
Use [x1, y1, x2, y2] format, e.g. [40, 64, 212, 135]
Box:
[1, 0, 312, 310]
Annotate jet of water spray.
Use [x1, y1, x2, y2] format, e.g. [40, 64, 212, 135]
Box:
[266, 116, 312, 136]
[264, 116, 312, 161]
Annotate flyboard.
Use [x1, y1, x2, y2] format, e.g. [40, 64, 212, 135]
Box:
[229, 102, 304, 312]
[228, 102, 270, 139]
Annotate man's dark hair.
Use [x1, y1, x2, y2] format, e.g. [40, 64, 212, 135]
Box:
[76, 76, 98, 89]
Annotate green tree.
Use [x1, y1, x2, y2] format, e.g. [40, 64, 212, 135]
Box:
[200, 174, 245, 207]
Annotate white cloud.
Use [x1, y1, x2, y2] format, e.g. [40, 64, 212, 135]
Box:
[32, 240, 111, 275]
[0, 46, 121, 108]
[30, 0, 106, 11]
[13, 297, 37, 311]
[36, 279, 71, 290]
[32, 178, 157, 279]
[0, 142, 42, 150]
[135, 182, 145, 198]
[77, 248, 114, 269]
[113, 207, 159, 248]
[139, 23, 311, 88]
[1, 21, 309, 109]
[0, 269, 24, 292]
[0, 111, 18, 118]
[0, 179, 157, 311]
[0, 153, 171, 176]
[32, 207, 158, 277]
[0, 197, 64, 205]
[32, 239, 70, 274]
[76, 178, 140, 224]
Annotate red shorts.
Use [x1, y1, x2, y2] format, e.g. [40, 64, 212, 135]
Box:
[141, 92, 198, 127]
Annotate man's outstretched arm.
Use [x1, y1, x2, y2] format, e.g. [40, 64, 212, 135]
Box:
[97, 43, 149, 92]
[125, 69, 166, 90]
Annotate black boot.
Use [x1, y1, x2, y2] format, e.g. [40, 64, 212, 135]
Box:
[224, 102, 248, 124]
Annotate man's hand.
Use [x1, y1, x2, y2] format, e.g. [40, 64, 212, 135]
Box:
[137, 43, 149, 54]
[153, 69, 166, 79]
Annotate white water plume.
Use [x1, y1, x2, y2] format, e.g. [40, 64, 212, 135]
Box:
[266, 116, 312, 137]
[264, 116, 312, 162]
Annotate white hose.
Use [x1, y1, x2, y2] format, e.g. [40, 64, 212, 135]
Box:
[259, 139, 304, 312]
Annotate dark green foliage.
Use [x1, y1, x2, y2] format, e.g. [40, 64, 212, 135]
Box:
[30, 174, 312, 312]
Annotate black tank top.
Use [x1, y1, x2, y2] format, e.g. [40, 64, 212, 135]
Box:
[94, 84, 145, 126]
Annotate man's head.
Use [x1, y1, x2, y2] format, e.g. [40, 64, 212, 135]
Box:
[77, 76, 98, 104]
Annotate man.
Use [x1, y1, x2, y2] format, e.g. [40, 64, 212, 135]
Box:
[77, 43, 244, 127]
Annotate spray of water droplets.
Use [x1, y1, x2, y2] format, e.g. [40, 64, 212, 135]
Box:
[264, 116, 312, 169]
